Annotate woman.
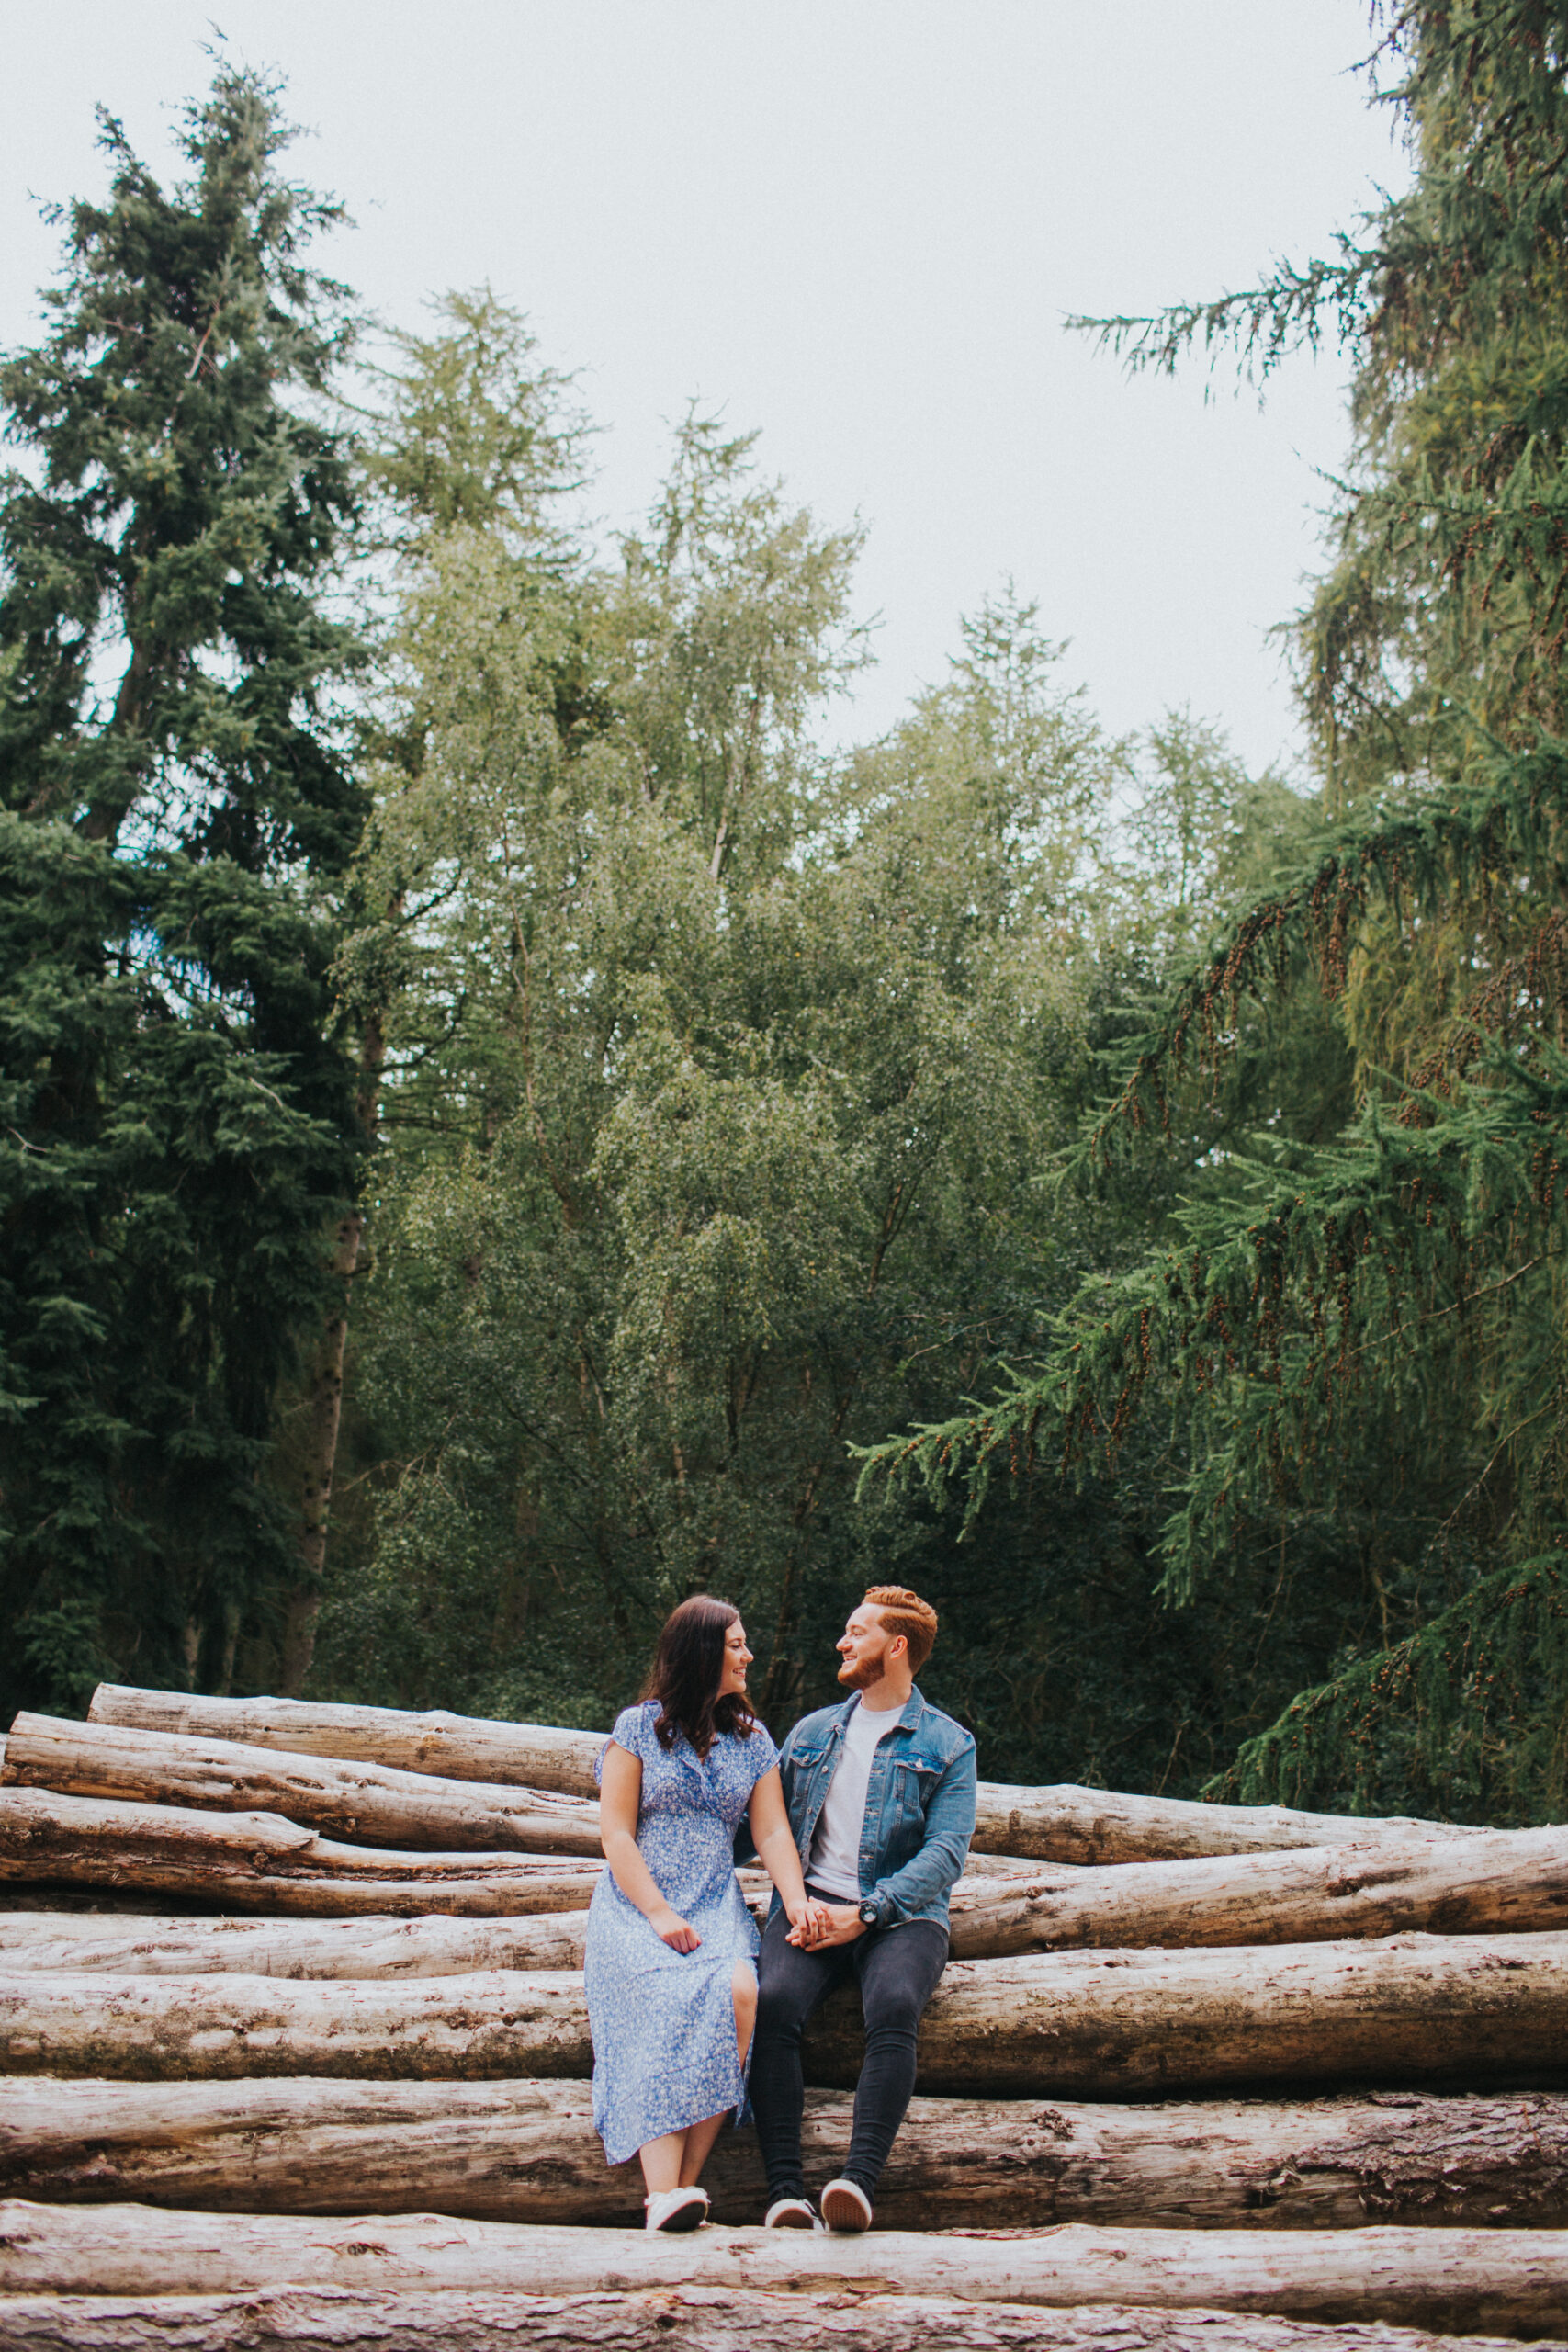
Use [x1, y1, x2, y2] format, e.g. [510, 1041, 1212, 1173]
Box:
[587, 1595, 829, 2230]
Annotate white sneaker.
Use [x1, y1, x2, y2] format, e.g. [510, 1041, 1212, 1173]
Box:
[645, 2187, 709, 2232]
[763, 2196, 819, 2230]
[819, 2177, 873, 2233]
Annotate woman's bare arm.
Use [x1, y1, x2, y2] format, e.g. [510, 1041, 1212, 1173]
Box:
[749, 1767, 829, 1938]
[599, 1742, 700, 1952]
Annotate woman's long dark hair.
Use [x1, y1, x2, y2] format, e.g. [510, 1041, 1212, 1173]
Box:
[642, 1594, 756, 1758]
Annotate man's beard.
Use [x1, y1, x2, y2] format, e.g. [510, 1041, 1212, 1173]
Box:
[838, 1653, 886, 1690]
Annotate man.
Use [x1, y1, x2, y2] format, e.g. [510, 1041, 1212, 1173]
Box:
[749, 1584, 976, 2233]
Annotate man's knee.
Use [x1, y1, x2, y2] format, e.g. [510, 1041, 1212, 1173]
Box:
[754, 1972, 806, 2041]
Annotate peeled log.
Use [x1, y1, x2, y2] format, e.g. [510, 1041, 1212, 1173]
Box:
[0, 1789, 604, 1917]
[0, 1970, 592, 2081]
[0, 1909, 592, 1979]
[4, 2205, 1567, 2334]
[946, 1827, 1568, 1958]
[85, 1685, 1474, 1861]
[3, 1714, 603, 1857]
[7, 1934, 1568, 2096]
[3, 2291, 1552, 2352]
[6, 2078, 1568, 2233]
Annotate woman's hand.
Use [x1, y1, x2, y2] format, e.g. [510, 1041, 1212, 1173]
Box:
[784, 1894, 832, 1946]
[650, 1903, 702, 1954]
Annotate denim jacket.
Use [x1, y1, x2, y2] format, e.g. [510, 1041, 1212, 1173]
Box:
[768, 1685, 976, 1932]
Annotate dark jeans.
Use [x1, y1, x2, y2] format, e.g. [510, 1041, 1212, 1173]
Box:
[749, 1894, 949, 2202]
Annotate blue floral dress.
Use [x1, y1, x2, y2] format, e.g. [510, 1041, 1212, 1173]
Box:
[585, 1700, 780, 2166]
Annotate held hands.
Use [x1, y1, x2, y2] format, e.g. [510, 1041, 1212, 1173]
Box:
[650, 1904, 701, 1953]
[785, 1898, 867, 1951]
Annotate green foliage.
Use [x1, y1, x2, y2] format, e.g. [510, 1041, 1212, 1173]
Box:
[0, 64, 366, 1713]
[1212, 1552, 1568, 1826]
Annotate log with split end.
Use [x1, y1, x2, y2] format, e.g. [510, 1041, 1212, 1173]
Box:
[6, 2078, 1568, 2232]
[0, 2287, 1554, 2352]
[2, 2205, 1566, 2333]
[0, 1789, 603, 1917]
[2, 1715, 604, 1857]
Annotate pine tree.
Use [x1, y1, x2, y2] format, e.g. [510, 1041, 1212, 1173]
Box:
[0, 63, 366, 1711]
[859, 1, 1568, 1820]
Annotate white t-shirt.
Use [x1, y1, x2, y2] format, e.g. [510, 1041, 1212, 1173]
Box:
[807, 1696, 902, 1902]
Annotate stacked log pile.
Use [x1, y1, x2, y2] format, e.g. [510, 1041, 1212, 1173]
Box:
[1, 1686, 1566, 2352]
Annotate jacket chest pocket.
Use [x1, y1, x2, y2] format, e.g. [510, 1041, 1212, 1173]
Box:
[888, 1755, 940, 1823]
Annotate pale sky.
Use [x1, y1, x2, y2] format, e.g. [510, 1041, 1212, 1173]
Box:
[1, 2, 1407, 777]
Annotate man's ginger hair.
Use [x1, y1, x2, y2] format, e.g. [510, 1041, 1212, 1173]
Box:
[863, 1585, 938, 1675]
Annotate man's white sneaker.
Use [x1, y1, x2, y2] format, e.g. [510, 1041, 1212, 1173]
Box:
[645, 2187, 709, 2232]
[819, 2177, 873, 2233]
[763, 2196, 819, 2230]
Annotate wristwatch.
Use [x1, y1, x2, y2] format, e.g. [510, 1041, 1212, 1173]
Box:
[857, 1900, 880, 1928]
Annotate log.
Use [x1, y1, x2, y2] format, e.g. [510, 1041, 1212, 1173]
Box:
[3, 2205, 1566, 2333]
[0, 1971, 592, 2082]
[0, 1909, 592, 1978]
[3, 2288, 1551, 2352]
[6, 1934, 1568, 2095]
[945, 1827, 1568, 1958]
[85, 1685, 1476, 1862]
[0, 1789, 603, 1917]
[805, 1932, 1568, 2100]
[6, 2078, 1568, 2232]
[87, 1685, 604, 1797]
[3, 1714, 604, 1857]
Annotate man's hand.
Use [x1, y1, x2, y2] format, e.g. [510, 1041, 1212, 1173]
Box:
[786, 1901, 868, 1950]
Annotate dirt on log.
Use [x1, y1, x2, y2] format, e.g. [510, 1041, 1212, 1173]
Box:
[5, 2079, 1567, 2233]
[3, 2205, 1566, 2335]
[84, 1685, 1474, 1863]
[4, 2288, 1557, 2352]
[6, 1934, 1568, 2095]
[945, 1828, 1568, 1956]
[2, 1715, 604, 1857]
[0, 1790, 604, 1917]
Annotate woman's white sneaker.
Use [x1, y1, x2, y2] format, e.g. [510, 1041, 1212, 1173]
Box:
[819, 2177, 873, 2233]
[763, 2196, 819, 2230]
[645, 2187, 709, 2232]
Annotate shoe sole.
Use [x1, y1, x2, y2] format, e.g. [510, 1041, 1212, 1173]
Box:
[767, 2211, 817, 2230]
[819, 2187, 871, 2232]
[653, 2199, 708, 2232]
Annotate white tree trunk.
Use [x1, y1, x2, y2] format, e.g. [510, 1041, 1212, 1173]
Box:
[5, 2078, 1567, 2233]
[4, 1714, 604, 1856]
[0, 1790, 603, 1917]
[2, 2205, 1565, 2334]
[0, 2285, 1541, 2352]
[85, 1687, 1473, 1861]
[946, 1826, 1568, 1957]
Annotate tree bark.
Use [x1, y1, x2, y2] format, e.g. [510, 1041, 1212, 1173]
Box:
[944, 1828, 1568, 1958]
[87, 1688, 604, 1797]
[3, 1715, 604, 1857]
[0, 1970, 592, 2082]
[5, 2080, 1568, 2233]
[6, 1934, 1568, 2094]
[84, 1688, 1473, 1859]
[0, 1790, 604, 1917]
[2, 2205, 1565, 2333]
[0, 2286, 1544, 2352]
[0, 1908, 594, 1978]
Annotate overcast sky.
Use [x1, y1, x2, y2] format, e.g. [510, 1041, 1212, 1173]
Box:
[1, 2, 1407, 776]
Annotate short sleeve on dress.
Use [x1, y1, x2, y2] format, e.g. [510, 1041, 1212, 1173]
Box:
[739, 1721, 780, 1792]
[595, 1701, 658, 1786]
